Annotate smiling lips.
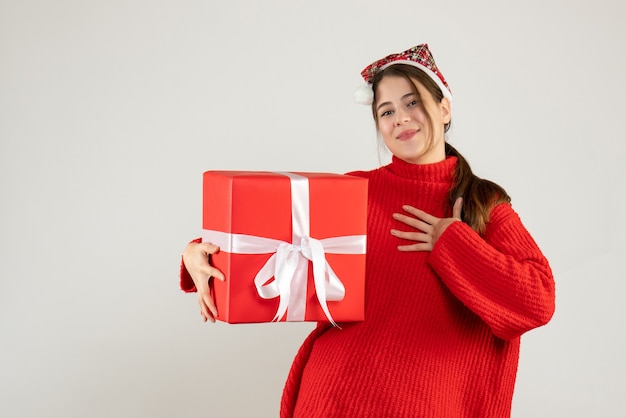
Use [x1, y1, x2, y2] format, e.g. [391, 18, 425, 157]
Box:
[396, 129, 419, 141]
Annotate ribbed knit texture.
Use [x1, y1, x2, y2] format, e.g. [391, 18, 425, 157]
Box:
[178, 157, 555, 417]
[279, 156, 555, 418]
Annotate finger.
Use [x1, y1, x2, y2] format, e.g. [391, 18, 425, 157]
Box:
[392, 213, 433, 232]
[452, 197, 463, 220]
[192, 263, 226, 287]
[199, 242, 221, 255]
[390, 229, 431, 243]
[207, 266, 226, 282]
[199, 291, 218, 322]
[199, 307, 210, 323]
[402, 205, 439, 225]
[198, 294, 215, 323]
[200, 243, 225, 282]
[202, 291, 219, 320]
[397, 242, 433, 252]
[188, 255, 226, 288]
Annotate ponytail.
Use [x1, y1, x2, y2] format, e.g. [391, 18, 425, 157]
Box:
[445, 143, 511, 235]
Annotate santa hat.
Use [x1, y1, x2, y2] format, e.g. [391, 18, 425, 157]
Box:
[354, 43, 452, 105]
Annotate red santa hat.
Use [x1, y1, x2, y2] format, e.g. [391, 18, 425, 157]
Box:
[354, 43, 452, 105]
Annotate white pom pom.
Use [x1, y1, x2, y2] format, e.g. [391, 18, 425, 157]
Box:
[353, 84, 374, 105]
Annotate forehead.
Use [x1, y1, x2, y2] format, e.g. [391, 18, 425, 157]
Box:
[375, 75, 426, 101]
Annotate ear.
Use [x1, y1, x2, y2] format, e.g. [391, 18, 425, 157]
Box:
[440, 97, 451, 124]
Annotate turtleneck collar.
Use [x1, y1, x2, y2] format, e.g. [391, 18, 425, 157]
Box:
[385, 155, 458, 182]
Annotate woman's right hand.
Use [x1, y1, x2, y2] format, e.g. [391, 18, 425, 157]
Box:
[182, 242, 225, 323]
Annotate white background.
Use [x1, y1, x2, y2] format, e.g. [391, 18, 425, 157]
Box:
[1, 1, 624, 417]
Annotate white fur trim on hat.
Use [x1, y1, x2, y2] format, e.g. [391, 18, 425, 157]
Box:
[354, 84, 374, 105]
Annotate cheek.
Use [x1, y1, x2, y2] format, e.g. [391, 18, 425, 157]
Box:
[378, 119, 394, 141]
[411, 108, 428, 124]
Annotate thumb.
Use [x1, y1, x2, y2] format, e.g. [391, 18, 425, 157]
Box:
[211, 268, 226, 282]
[452, 197, 463, 220]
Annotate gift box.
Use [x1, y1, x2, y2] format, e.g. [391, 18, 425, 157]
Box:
[201, 171, 368, 325]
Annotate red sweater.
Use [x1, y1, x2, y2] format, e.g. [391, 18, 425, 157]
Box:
[180, 156, 555, 417]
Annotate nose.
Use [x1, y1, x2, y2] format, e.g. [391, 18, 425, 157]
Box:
[394, 108, 410, 126]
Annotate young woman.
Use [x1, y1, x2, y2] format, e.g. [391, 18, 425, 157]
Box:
[180, 44, 556, 417]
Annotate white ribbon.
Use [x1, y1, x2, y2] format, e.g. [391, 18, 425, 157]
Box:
[202, 172, 366, 326]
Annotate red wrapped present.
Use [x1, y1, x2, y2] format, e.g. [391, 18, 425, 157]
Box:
[201, 171, 368, 325]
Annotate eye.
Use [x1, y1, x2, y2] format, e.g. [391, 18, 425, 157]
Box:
[407, 100, 418, 108]
[379, 109, 393, 118]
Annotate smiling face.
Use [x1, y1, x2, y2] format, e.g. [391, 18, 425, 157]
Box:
[373, 73, 451, 165]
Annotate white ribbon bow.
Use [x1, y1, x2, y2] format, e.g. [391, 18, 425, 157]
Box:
[202, 172, 366, 326]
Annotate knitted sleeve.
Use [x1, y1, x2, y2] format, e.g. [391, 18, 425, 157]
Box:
[429, 203, 555, 340]
[179, 237, 202, 293]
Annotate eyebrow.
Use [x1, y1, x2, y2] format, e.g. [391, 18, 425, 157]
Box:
[376, 92, 416, 112]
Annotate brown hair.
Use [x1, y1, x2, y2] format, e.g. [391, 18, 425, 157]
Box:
[371, 64, 511, 235]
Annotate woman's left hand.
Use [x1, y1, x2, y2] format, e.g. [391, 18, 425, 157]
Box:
[391, 197, 463, 252]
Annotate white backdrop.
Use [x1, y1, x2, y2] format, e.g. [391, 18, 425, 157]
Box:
[1, 1, 624, 417]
